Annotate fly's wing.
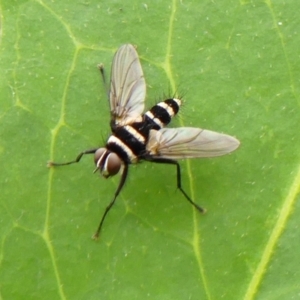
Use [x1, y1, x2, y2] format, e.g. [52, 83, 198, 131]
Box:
[110, 44, 146, 126]
[146, 127, 240, 159]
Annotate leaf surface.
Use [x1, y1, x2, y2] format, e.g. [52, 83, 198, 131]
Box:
[1, 0, 300, 299]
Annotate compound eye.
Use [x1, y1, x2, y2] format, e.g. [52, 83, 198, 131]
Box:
[106, 153, 121, 176]
[94, 148, 107, 165]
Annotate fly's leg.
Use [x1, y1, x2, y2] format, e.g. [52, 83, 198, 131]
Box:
[145, 157, 206, 213]
[47, 148, 98, 167]
[92, 164, 129, 239]
[48, 150, 129, 239]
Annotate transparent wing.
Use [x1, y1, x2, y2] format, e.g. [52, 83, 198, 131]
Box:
[110, 44, 146, 126]
[146, 127, 240, 159]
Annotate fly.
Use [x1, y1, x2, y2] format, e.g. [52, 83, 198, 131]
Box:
[48, 44, 240, 239]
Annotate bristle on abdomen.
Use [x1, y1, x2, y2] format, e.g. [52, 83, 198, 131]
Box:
[144, 98, 181, 129]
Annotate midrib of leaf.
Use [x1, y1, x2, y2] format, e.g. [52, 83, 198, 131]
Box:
[163, 0, 212, 299]
[163, 0, 176, 93]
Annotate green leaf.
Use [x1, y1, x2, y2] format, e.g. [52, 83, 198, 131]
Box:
[1, 0, 300, 299]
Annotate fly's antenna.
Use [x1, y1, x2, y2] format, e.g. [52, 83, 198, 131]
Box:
[98, 63, 110, 100]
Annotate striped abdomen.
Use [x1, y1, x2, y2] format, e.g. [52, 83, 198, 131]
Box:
[144, 98, 181, 130]
[106, 98, 181, 164]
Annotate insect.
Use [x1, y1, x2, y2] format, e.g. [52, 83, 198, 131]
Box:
[48, 44, 240, 239]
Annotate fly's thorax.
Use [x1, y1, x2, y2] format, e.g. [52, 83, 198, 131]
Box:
[94, 148, 122, 178]
[144, 98, 181, 129]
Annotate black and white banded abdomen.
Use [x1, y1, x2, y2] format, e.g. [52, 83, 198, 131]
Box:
[144, 98, 181, 130]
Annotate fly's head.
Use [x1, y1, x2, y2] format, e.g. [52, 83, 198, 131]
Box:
[94, 148, 121, 178]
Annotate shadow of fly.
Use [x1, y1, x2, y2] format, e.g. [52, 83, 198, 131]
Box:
[48, 44, 240, 239]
